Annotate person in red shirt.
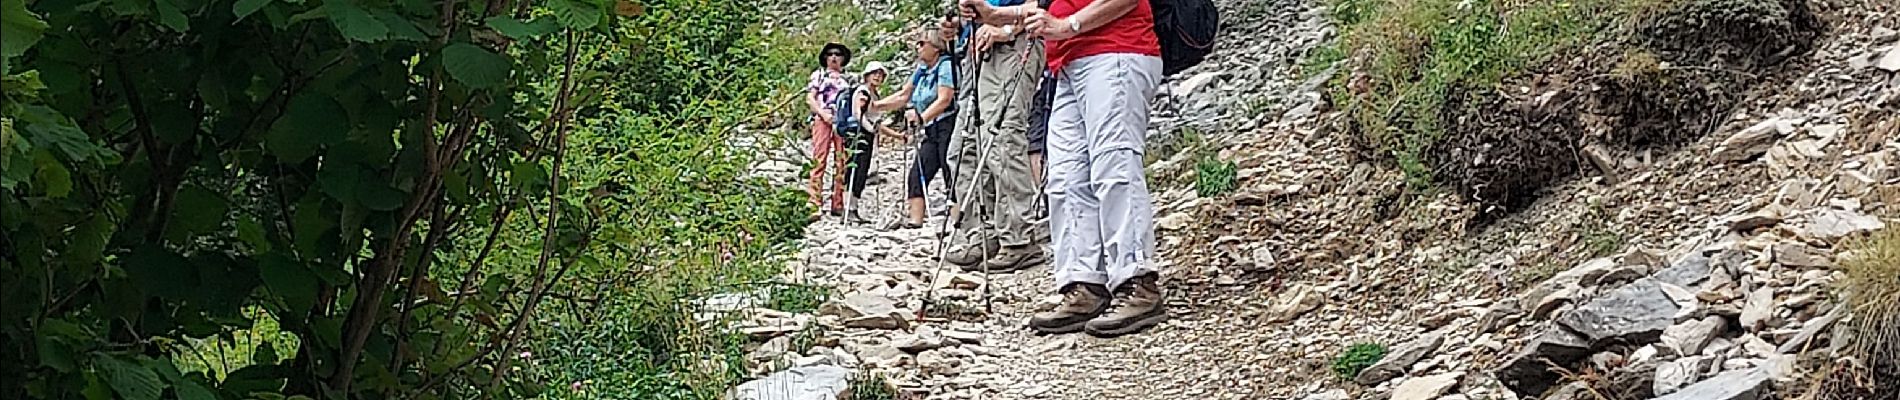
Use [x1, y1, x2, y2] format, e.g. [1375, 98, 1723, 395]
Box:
[961, 0, 1167, 337]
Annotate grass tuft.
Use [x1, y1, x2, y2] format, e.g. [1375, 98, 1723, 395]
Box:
[1838, 227, 1900, 367]
[1332, 342, 1388, 380]
[1195, 154, 1239, 198]
[847, 372, 900, 400]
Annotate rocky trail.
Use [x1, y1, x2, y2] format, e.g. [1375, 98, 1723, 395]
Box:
[724, 0, 1900, 398]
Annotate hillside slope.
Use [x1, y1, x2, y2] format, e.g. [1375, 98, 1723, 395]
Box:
[726, 0, 1900, 398]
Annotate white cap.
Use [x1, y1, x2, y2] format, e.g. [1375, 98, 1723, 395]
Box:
[862, 61, 889, 77]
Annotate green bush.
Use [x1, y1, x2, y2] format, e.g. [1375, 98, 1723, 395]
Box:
[767, 283, 831, 314]
[1319, 0, 1625, 186]
[1, 0, 816, 397]
[1332, 342, 1388, 380]
[1195, 155, 1238, 198]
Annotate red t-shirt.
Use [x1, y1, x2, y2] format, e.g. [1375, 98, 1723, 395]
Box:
[1045, 0, 1162, 72]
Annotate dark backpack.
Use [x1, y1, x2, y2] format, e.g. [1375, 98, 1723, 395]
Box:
[1151, 0, 1219, 77]
[831, 85, 865, 134]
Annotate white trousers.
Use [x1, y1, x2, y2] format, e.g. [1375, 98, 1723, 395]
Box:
[1046, 54, 1163, 291]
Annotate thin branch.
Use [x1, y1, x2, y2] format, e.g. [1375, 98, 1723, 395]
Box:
[488, 29, 584, 389]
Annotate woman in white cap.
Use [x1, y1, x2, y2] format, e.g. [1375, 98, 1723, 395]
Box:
[840, 61, 905, 224]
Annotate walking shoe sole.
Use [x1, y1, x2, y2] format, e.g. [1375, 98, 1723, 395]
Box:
[983, 251, 1047, 273]
[1084, 313, 1169, 337]
[1030, 320, 1090, 335]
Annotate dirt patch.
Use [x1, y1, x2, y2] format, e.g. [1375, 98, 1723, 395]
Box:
[1426, 0, 1824, 217]
[1586, 50, 1735, 149]
[1426, 84, 1584, 215]
[1639, 0, 1824, 71]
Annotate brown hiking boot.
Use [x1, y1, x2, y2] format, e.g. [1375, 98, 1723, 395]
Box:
[1028, 283, 1111, 334]
[978, 245, 1046, 273]
[1085, 274, 1168, 337]
[946, 236, 999, 268]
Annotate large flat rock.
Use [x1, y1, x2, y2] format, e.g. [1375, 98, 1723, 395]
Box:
[1496, 326, 1593, 396]
[729, 365, 851, 400]
[1653, 367, 1769, 400]
[1556, 278, 1681, 346]
[1354, 329, 1447, 385]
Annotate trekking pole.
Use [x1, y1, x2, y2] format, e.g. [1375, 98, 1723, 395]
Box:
[918, 30, 1036, 319]
[918, 13, 984, 321]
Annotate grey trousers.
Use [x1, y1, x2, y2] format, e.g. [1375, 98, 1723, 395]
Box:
[1046, 54, 1163, 291]
[948, 39, 1043, 248]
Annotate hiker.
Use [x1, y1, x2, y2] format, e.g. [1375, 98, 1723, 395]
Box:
[805, 43, 853, 219]
[961, 0, 1170, 337]
[873, 28, 959, 230]
[838, 61, 904, 224]
[940, 0, 1049, 274]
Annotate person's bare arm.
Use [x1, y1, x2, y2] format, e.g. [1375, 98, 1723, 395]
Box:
[1026, 0, 1139, 40]
[958, 0, 1041, 26]
[876, 122, 908, 142]
[874, 82, 913, 111]
[1063, 0, 1138, 33]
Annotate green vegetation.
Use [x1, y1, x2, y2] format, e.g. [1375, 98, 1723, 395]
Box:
[1332, 342, 1388, 380]
[767, 283, 832, 315]
[1807, 225, 1900, 398]
[1838, 227, 1900, 369]
[1195, 154, 1238, 198]
[1148, 126, 1216, 192]
[0, 0, 870, 397]
[1319, 0, 1643, 185]
[1580, 201, 1626, 257]
[847, 372, 899, 400]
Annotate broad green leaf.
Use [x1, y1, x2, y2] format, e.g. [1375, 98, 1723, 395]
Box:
[442, 43, 510, 89]
[82, 371, 113, 400]
[36, 334, 76, 372]
[154, 0, 189, 32]
[291, 196, 332, 255]
[547, 0, 600, 30]
[233, 0, 271, 19]
[1, 0, 48, 59]
[324, 0, 387, 42]
[103, 0, 153, 16]
[124, 245, 196, 300]
[375, 10, 424, 41]
[93, 354, 163, 400]
[19, 105, 109, 162]
[259, 254, 319, 313]
[252, 341, 278, 364]
[316, 163, 363, 202]
[485, 16, 557, 40]
[31, 150, 71, 198]
[170, 185, 228, 237]
[510, 161, 546, 191]
[174, 380, 215, 400]
[359, 184, 404, 211]
[62, 214, 112, 264]
[237, 219, 271, 251]
[266, 93, 348, 163]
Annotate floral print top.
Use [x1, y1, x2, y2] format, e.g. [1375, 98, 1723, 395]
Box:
[806, 68, 849, 122]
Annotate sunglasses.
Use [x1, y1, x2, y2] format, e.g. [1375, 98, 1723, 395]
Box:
[825, 52, 845, 57]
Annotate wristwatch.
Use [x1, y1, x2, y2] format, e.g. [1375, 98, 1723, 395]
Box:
[1067, 18, 1080, 34]
[1002, 25, 1015, 37]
